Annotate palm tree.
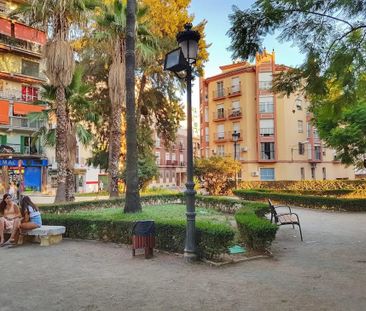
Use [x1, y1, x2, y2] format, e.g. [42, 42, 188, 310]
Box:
[29, 67, 97, 201]
[13, 0, 98, 202]
[95, 0, 156, 201]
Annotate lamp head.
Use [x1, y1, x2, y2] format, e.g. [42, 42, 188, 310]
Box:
[176, 23, 201, 64]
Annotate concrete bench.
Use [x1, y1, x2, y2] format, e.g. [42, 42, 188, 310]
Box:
[18, 225, 66, 246]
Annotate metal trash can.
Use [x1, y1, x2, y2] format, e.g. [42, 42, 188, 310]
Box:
[132, 220, 155, 259]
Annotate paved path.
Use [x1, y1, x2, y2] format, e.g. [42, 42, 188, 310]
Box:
[1, 207, 366, 311]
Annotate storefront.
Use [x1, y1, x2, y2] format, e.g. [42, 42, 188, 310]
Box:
[0, 158, 48, 193]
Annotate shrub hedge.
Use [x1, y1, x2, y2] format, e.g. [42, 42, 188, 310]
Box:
[234, 190, 366, 212]
[234, 202, 278, 251]
[42, 213, 235, 260]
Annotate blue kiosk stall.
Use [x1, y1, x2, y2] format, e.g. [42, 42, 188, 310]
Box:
[0, 158, 48, 193]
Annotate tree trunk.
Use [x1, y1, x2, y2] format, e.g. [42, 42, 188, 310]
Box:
[65, 124, 77, 202]
[124, 0, 141, 213]
[54, 86, 68, 203]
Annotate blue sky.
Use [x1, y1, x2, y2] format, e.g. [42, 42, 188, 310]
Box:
[186, 0, 305, 110]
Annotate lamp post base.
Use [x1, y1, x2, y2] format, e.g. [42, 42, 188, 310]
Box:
[184, 251, 198, 263]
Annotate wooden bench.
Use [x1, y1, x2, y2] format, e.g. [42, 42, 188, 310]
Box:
[268, 199, 303, 241]
[17, 226, 66, 246]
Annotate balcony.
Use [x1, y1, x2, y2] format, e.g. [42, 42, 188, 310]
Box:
[260, 128, 274, 136]
[0, 89, 41, 102]
[214, 132, 228, 142]
[228, 83, 241, 97]
[0, 143, 43, 155]
[165, 160, 178, 166]
[228, 108, 242, 120]
[0, 33, 42, 56]
[212, 89, 226, 100]
[259, 81, 272, 91]
[0, 116, 45, 131]
[260, 151, 275, 161]
[213, 110, 226, 122]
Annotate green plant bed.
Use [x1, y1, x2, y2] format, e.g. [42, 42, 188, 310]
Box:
[43, 204, 235, 260]
[234, 189, 366, 212]
[234, 202, 278, 251]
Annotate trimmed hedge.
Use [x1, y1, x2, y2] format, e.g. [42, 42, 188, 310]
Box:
[234, 190, 366, 212]
[42, 213, 235, 260]
[234, 202, 278, 251]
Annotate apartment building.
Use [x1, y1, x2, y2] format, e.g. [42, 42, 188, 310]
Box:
[0, 0, 49, 192]
[199, 50, 354, 181]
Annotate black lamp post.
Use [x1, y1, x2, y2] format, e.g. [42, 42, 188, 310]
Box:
[232, 131, 240, 189]
[164, 23, 200, 262]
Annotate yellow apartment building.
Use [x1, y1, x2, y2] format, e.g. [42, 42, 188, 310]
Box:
[199, 50, 355, 181]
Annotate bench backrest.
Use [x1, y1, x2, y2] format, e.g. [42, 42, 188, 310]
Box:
[268, 199, 278, 223]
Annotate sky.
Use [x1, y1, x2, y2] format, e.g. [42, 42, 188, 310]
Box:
[186, 0, 306, 109]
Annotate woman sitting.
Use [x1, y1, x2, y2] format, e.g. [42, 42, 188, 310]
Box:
[0, 193, 21, 246]
[20, 196, 42, 230]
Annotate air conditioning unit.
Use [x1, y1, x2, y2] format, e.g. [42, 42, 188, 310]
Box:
[241, 146, 248, 152]
[251, 171, 259, 177]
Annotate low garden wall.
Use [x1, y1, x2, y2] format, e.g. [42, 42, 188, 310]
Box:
[233, 189, 366, 212]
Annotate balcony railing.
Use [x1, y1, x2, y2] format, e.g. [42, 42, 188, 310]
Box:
[259, 103, 274, 113]
[213, 110, 225, 121]
[0, 89, 41, 102]
[259, 81, 272, 90]
[9, 116, 44, 130]
[214, 132, 227, 142]
[228, 108, 242, 119]
[0, 143, 43, 155]
[0, 33, 42, 55]
[260, 151, 275, 160]
[212, 88, 226, 99]
[228, 83, 241, 96]
[260, 128, 274, 136]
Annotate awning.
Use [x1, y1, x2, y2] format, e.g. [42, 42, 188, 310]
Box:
[14, 103, 44, 115]
[14, 23, 46, 45]
[0, 100, 10, 124]
[0, 18, 11, 36]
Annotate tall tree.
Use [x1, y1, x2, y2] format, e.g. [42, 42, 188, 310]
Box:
[124, 0, 140, 212]
[30, 67, 97, 200]
[13, 0, 98, 202]
[227, 1, 366, 166]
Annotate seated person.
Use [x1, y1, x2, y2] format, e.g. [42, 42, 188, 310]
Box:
[0, 193, 21, 246]
[20, 196, 42, 230]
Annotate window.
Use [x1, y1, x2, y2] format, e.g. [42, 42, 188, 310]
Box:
[205, 148, 209, 158]
[260, 119, 274, 136]
[205, 127, 209, 142]
[307, 123, 311, 138]
[295, 98, 303, 110]
[260, 142, 275, 160]
[300, 167, 305, 180]
[155, 152, 160, 165]
[165, 152, 170, 164]
[230, 101, 241, 116]
[155, 134, 160, 147]
[313, 129, 319, 139]
[237, 170, 242, 180]
[259, 96, 274, 113]
[322, 167, 327, 180]
[260, 168, 275, 181]
[216, 104, 225, 119]
[258, 72, 272, 90]
[180, 153, 184, 165]
[298, 142, 305, 155]
[233, 143, 240, 160]
[298, 120, 303, 133]
[216, 124, 225, 140]
[231, 77, 240, 94]
[217, 145, 225, 156]
[232, 122, 240, 136]
[76, 145, 79, 164]
[216, 81, 224, 97]
[21, 86, 39, 102]
[311, 167, 315, 180]
[21, 60, 40, 77]
[204, 107, 208, 122]
[172, 153, 176, 164]
[314, 145, 321, 160]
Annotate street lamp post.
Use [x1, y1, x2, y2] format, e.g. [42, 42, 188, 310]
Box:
[232, 131, 240, 189]
[164, 23, 200, 262]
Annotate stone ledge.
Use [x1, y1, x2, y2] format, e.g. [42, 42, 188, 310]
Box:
[22, 225, 66, 236]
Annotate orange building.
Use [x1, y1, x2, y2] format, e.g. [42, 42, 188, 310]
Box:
[199, 50, 354, 181]
[0, 0, 48, 193]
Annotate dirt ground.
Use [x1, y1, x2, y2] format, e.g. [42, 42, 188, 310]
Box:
[1, 207, 366, 311]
